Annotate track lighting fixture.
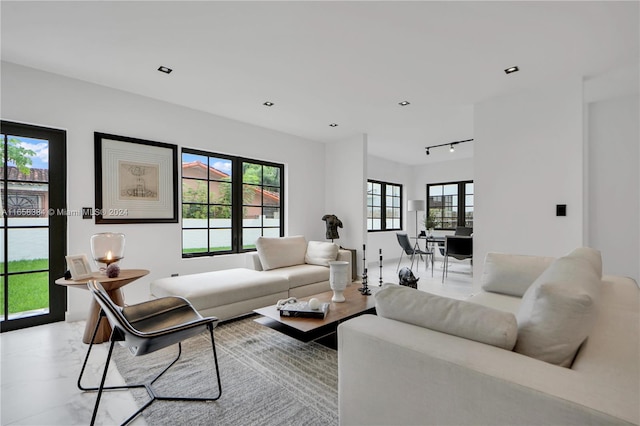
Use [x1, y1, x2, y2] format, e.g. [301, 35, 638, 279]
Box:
[424, 138, 473, 156]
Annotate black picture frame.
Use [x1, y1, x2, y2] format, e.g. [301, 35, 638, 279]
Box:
[94, 132, 178, 224]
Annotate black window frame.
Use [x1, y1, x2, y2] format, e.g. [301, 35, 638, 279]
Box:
[181, 147, 284, 258]
[426, 180, 473, 231]
[0, 121, 67, 332]
[367, 179, 403, 232]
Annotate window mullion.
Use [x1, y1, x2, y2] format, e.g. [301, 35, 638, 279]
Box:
[232, 159, 242, 253]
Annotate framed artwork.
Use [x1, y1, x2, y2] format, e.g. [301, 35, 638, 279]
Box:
[94, 132, 178, 224]
[65, 254, 93, 280]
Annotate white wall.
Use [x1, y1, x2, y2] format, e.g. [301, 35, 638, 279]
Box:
[325, 134, 367, 274]
[586, 95, 639, 281]
[474, 78, 584, 287]
[2, 61, 328, 320]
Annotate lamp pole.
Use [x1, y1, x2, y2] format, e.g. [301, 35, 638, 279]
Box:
[407, 200, 425, 269]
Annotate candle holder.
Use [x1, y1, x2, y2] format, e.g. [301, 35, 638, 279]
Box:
[379, 248, 383, 286]
[359, 244, 371, 296]
[90, 232, 125, 273]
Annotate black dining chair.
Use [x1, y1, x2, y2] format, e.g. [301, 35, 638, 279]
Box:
[437, 226, 473, 256]
[396, 232, 433, 275]
[78, 280, 222, 426]
[442, 235, 473, 283]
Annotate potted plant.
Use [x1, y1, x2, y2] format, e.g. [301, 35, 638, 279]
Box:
[424, 210, 439, 236]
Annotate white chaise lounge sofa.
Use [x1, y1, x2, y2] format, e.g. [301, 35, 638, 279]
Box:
[338, 248, 639, 425]
[151, 236, 352, 320]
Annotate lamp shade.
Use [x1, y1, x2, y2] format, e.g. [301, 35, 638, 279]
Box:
[407, 199, 425, 212]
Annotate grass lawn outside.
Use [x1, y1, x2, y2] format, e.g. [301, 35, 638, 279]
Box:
[0, 259, 49, 315]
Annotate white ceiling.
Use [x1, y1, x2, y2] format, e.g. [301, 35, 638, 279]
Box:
[2, 1, 638, 165]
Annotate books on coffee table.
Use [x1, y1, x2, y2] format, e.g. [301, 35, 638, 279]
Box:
[279, 301, 330, 319]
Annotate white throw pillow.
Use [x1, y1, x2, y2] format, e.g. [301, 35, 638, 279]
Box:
[565, 247, 602, 278]
[255, 235, 307, 271]
[304, 241, 339, 267]
[515, 256, 601, 367]
[481, 252, 555, 297]
[375, 285, 518, 350]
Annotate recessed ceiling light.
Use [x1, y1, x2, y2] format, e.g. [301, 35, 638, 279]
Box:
[157, 66, 173, 74]
[263, 101, 274, 107]
[329, 123, 338, 127]
[504, 66, 519, 74]
[399, 101, 411, 106]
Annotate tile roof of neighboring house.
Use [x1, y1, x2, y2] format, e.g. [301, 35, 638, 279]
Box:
[182, 161, 229, 179]
[1, 166, 49, 181]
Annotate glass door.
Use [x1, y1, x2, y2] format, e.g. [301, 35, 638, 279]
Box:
[0, 121, 66, 332]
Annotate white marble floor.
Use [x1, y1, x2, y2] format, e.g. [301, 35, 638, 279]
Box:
[1, 320, 146, 426]
[369, 254, 475, 300]
[0, 257, 472, 426]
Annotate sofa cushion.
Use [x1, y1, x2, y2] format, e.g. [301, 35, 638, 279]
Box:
[565, 247, 602, 278]
[515, 256, 601, 367]
[468, 291, 522, 315]
[375, 285, 518, 350]
[150, 268, 290, 311]
[305, 241, 339, 266]
[255, 235, 307, 271]
[262, 264, 330, 288]
[481, 253, 555, 297]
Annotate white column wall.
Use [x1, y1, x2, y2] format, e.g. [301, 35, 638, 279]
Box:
[325, 134, 367, 275]
[2, 61, 327, 321]
[474, 78, 584, 288]
[586, 95, 639, 282]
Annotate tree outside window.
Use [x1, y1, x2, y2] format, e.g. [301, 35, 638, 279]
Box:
[181, 149, 284, 257]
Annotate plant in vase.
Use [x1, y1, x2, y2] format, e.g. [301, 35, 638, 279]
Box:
[424, 210, 439, 237]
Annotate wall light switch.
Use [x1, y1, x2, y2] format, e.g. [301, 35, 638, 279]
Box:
[556, 204, 567, 216]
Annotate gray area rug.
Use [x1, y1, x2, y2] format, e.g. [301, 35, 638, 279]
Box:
[112, 316, 338, 425]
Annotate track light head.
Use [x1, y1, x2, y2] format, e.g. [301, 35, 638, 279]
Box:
[426, 148, 430, 155]
[450, 144, 455, 152]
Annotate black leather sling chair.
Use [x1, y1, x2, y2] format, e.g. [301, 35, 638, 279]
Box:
[77, 280, 222, 425]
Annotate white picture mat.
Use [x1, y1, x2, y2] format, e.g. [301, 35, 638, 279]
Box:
[101, 138, 174, 219]
[66, 254, 93, 279]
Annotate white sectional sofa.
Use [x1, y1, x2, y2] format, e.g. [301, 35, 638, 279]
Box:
[151, 236, 352, 320]
[338, 248, 639, 425]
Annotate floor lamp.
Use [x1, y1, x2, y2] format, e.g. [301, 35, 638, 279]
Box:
[407, 199, 425, 269]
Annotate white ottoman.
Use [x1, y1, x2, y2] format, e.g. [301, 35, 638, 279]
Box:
[150, 268, 289, 320]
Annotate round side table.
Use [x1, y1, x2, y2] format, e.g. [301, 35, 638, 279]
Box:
[55, 269, 149, 344]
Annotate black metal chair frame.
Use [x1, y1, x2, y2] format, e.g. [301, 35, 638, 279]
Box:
[396, 232, 434, 276]
[77, 281, 222, 426]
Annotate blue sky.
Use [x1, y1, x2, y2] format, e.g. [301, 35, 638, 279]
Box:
[8, 136, 49, 169]
[182, 152, 232, 175]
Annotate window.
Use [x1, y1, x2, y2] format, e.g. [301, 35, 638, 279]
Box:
[426, 181, 473, 230]
[181, 148, 284, 257]
[367, 180, 402, 231]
